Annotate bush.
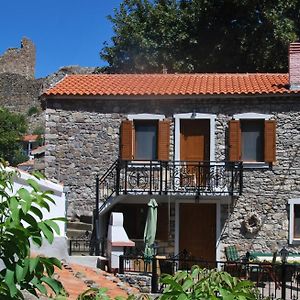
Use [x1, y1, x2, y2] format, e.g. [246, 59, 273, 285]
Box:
[27, 106, 39, 116]
[0, 108, 27, 166]
[0, 161, 65, 299]
[160, 265, 258, 299]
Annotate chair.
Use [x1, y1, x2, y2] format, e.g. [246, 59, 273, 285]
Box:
[224, 246, 248, 278]
[225, 246, 241, 262]
[256, 251, 281, 289]
[159, 259, 175, 275]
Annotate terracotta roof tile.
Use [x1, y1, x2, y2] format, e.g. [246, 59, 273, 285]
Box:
[43, 73, 297, 97]
[22, 134, 39, 142]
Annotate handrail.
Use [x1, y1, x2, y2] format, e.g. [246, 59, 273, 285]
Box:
[96, 159, 243, 214]
[90, 160, 243, 255]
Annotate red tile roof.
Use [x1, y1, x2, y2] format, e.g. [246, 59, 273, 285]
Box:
[43, 73, 297, 97]
[22, 134, 39, 142]
[31, 145, 45, 155]
[17, 160, 34, 167]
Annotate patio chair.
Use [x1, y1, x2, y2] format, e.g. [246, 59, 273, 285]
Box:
[224, 246, 248, 278]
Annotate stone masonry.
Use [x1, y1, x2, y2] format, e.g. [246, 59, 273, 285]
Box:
[0, 38, 97, 131]
[45, 95, 300, 254]
[0, 38, 35, 80]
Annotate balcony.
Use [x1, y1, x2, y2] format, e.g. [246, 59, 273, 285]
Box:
[98, 160, 243, 210]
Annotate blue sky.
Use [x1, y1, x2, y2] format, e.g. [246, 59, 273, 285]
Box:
[0, 0, 122, 78]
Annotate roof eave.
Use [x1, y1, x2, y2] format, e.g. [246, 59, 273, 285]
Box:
[41, 92, 299, 101]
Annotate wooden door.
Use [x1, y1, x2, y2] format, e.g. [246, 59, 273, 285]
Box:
[180, 120, 210, 186]
[179, 203, 216, 262]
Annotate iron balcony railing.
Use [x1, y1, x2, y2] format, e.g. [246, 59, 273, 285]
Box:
[98, 159, 243, 209]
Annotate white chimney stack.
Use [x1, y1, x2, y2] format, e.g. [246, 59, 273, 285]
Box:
[289, 42, 300, 90]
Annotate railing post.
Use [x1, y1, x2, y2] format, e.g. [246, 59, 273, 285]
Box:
[149, 160, 153, 194]
[124, 160, 128, 194]
[119, 255, 124, 274]
[164, 161, 168, 194]
[95, 174, 100, 256]
[281, 261, 287, 300]
[116, 159, 120, 196]
[230, 165, 234, 196]
[159, 161, 163, 195]
[151, 256, 158, 293]
[69, 240, 72, 256]
[239, 162, 243, 195]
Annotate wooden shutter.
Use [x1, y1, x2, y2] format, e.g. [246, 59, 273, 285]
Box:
[158, 120, 170, 161]
[120, 120, 133, 160]
[228, 120, 241, 161]
[264, 120, 276, 163]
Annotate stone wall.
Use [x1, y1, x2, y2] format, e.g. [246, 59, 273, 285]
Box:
[0, 38, 97, 135]
[0, 38, 35, 79]
[45, 96, 300, 253]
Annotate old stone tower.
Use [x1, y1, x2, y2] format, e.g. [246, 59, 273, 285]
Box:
[0, 37, 35, 79]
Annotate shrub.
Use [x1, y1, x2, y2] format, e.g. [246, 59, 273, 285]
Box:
[160, 265, 258, 299]
[0, 108, 27, 166]
[0, 160, 65, 299]
[27, 106, 39, 116]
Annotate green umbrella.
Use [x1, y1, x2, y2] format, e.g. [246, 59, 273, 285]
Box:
[144, 198, 158, 262]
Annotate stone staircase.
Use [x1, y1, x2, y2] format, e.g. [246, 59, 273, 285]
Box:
[67, 221, 92, 239]
[67, 221, 93, 256]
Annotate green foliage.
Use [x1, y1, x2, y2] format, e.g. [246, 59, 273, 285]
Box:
[32, 126, 44, 137]
[101, 0, 300, 73]
[0, 161, 65, 299]
[0, 108, 28, 166]
[27, 106, 39, 117]
[160, 265, 258, 299]
[77, 287, 112, 300]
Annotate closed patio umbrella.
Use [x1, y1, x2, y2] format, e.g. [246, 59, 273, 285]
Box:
[144, 198, 158, 262]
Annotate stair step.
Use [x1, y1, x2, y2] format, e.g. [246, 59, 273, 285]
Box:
[67, 229, 91, 239]
[67, 221, 92, 231]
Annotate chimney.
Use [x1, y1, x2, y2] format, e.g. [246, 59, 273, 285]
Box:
[289, 42, 300, 90]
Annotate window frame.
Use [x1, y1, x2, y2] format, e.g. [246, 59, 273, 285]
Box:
[174, 113, 216, 162]
[289, 198, 300, 244]
[134, 119, 158, 160]
[232, 113, 273, 168]
[126, 114, 166, 161]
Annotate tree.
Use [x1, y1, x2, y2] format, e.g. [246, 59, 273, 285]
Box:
[100, 0, 300, 73]
[0, 108, 27, 166]
[0, 161, 65, 299]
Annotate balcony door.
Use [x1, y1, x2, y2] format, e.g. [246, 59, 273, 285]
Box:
[180, 119, 210, 186]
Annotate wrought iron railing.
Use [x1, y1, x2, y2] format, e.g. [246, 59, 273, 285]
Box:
[119, 255, 300, 300]
[89, 160, 243, 255]
[68, 230, 106, 256]
[98, 160, 243, 211]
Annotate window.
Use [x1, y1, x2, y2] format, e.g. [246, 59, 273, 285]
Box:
[120, 117, 170, 161]
[288, 199, 300, 244]
[295, 205, 300, 239]
[135, 120, 158, 160]
[229, 113, 276, 164]
[241, 120, 264, 162]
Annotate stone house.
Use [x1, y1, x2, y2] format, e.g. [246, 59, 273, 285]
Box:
[41, 43, 300, 261]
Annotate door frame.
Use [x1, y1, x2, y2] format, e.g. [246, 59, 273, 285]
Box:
[174, 113, 216, 162]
